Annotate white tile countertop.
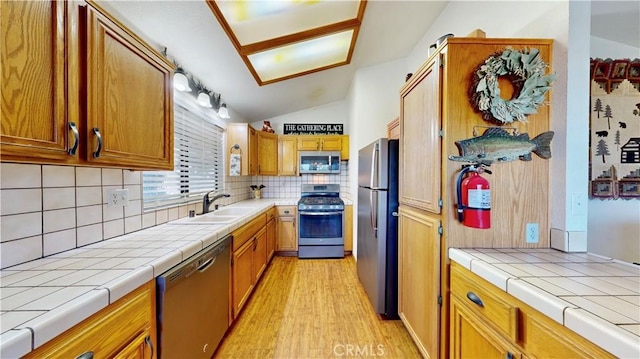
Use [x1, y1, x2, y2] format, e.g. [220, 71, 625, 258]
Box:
[449, 248, 640, 358]
[0, 199, 298, 358]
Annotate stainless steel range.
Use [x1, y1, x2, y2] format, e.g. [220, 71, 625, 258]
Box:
[298, 184, 345, 258]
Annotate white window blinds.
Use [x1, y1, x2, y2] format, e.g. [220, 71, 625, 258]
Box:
[143, 97, 224, 210]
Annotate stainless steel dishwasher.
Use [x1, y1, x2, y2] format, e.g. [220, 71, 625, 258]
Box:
[156, 235, 231, 359]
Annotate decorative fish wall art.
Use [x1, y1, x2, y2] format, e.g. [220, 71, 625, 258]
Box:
[448, 127, 554, 165]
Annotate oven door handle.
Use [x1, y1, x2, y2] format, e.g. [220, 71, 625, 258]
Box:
[299, 211, 343, 216]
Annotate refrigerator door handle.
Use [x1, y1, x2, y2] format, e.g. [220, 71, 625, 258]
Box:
[370, 143, 379, 189]
[371, 190, 378, 238]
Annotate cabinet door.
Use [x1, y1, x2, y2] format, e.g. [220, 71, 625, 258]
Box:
[84, 4, 174, 170]
[1, 1, 78, 163]
[321, 136, 342, 151]
[257, 131, 278, 175]
[249, 127, 258, 175]
[297, 136, 320, 151]
[276, 216, 297, 251]
[450, 296, 521, 359]
[232, 239, 254, 318]
[399, 56, 442, 213]
[397, 206, 440, 358]
[253, 227, 267, 281]
[340, 135, 349, 160]
[344, 205, 353, 252]
[267, 218, 276, 262]
[278, 136, 298, 175]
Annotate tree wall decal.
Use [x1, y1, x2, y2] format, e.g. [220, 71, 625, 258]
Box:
[593, 98, 603, 118]
[603, 104, 613, 129]
[614, 130, 621, 150]
[595, 139, 610, 163]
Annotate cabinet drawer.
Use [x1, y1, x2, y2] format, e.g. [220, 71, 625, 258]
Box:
[232, 213, 267, 251]
[277, 205, 296, 217]
[450, 263, 518, 340]
[24, 281, 154, 358]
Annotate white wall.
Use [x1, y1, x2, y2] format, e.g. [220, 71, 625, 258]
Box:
[346, 58, 407, 258]
[588, 36, 640, 264]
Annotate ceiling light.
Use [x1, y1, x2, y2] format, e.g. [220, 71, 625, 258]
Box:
[208, 0, 366, 85]
[197, 91, 213, 108]
[218, 103, 230, 119]
[174, 72, 191, 92]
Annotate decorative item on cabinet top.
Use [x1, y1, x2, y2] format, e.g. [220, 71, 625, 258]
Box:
[448, 127, 554, 165]
[470, 47, 556, 125]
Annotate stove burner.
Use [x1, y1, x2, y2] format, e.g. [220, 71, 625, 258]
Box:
[298, 184, 343, 211]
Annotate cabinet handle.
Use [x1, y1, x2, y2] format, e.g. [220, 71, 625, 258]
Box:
[68, 122, 79, 155]
[92, 127, 102, 158]
[76, 351, 94, 359]
[293, 217, 296, 227]
[253, 237, 257, 250]
[258, 164, 261, 174]
[284, 210, 290, 214]
[145, 335, 154, 359]
[505, 352, 514, 359]
[466, 292, 484, 307]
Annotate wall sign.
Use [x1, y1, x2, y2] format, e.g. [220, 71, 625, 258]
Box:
[283, 123, 343, 135]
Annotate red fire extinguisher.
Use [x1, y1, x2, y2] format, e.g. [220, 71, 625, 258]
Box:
[456, 165, 491, 229]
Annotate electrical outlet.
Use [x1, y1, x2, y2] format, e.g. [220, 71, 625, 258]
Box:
[526, 223, 539, 243]
[106, 188, 129, 207]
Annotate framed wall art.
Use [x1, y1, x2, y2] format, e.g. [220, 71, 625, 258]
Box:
[589, 58, 640, 199]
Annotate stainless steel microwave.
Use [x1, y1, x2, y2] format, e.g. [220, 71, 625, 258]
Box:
[299, 151, 341, 174]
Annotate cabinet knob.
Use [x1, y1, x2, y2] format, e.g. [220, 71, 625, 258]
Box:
[466, 291, 484, 307]
[145, 335, 154, 358]
[92, 127, 102, 158]
[68, 122, 79, 155]
[284, 210, 290, 214]
[76, 351, 94, 359]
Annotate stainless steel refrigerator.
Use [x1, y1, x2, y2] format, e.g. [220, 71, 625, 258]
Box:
[357, 138, 399, 319]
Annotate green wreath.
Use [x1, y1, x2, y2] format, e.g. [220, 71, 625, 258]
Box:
[470, 47, 556, 124]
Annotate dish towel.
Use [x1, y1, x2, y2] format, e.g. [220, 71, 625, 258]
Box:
[229, 154, 241, 176]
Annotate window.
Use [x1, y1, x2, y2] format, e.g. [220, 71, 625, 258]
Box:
[143, 95, 224, 210]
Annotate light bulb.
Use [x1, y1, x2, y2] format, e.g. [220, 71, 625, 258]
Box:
[218, 103, 230, 118]
[174, 72, 191, 92]
[197, 92, 212, 108]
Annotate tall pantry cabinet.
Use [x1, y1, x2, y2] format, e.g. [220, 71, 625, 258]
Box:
[398, 38, 553, 358]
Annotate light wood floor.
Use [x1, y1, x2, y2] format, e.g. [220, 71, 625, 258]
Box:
[215, 256, 421, 358]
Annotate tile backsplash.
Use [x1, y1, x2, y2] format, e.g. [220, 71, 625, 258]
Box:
[0, 162, 350, 269]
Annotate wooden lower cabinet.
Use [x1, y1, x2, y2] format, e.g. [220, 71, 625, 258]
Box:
[230, 208, 274, 319]
[24, 281, 156, 359]
[253, 227, 267, 281]
[232, 237, 255, 318]
[449, 262, 615, 359]
[450, 295, 521, 359]
[344, 205, 353, 253]
[397, 205, 441, 358]
[276, 206, 297, 252]
[267, 212, 276, 261]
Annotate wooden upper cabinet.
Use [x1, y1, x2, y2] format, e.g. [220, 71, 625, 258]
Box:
[278, 136, 297, 176]
[0, 0, 175, 170]
[83, 3, 174, 170]
[226, 123, 256, 176]
[1, 1, 77, 163]
[256, 131, 277, 175]
[399, 55, 442, 213]
[297, 135, 342, 151]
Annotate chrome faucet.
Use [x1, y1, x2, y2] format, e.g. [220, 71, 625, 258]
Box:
[202, 191, 230, 214]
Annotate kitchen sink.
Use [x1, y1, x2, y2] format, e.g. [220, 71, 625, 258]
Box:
[170, 215, 238, 225]
[211, 207, 252, 216]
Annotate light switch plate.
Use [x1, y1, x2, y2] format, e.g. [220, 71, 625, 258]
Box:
[526, 223, 539, 243]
